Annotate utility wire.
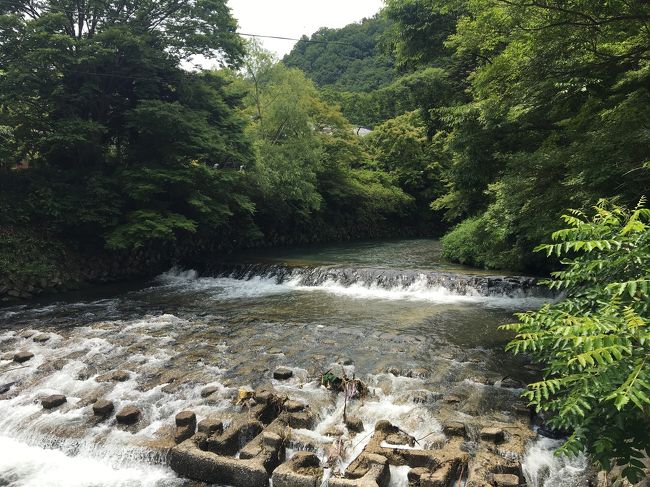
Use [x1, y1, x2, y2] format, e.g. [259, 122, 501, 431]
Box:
[0, 0, 358, 47]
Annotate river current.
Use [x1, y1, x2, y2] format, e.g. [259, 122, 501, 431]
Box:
[0, 240, 588, 486]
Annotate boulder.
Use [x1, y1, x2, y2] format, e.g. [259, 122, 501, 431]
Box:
[116, 406, 141, 424]
[93, 399, 114, 416]
[33, 334, 50, 343]
[175, 411, 197, 427]
[13, 351, 34, 363]
[42, 394, 66, 409]
[273, 367, 293, 380]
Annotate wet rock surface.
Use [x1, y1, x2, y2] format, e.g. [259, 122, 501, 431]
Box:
[42, 394, 67, 409]
[116, 406, 141, 424]
[92, 399, 114, 416]
[13, 351, 34, 363]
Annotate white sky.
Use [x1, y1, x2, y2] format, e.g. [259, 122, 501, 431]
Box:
[227, 0, 385, 58]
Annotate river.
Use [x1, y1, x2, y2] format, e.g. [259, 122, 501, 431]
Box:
[0, 239, 588, 486]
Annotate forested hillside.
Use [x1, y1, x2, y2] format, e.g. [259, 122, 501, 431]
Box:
[283, 16, 396, 93]
[285, 0, 650, 272]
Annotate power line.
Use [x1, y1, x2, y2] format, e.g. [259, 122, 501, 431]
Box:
[0, 0, 358, 48]
[238, 33, 354, 47]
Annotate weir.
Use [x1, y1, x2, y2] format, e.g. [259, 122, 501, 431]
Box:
[0, 242, 587, 487]
[206, 263, 551, 300]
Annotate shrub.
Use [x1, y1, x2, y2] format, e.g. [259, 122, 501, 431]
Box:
[502, 199, 650, 482]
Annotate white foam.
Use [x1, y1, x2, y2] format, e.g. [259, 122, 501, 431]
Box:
[153, 268, 549, 307]
[388, 465, 411, 487]
[522, 436, 588, 487]
[0, 436, 180, 487]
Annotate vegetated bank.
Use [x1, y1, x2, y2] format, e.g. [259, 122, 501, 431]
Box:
[286, 2, 650, 273]
[0, 4, 443, 302]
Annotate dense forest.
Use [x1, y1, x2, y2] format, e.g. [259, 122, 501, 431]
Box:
[0, 1, 649, 479]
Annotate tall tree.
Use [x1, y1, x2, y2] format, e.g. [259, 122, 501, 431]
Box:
[0, 0, 255, 250]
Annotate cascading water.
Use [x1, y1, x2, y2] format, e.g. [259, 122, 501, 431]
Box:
[0, 240, 586, 486]
[522, 436, 589, 487]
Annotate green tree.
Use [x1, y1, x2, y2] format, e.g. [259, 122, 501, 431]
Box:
[502, 200, 650, 482]
[0, 0, 255, 251]
[283, 16, 396, 92]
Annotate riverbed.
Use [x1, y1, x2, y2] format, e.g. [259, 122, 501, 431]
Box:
[0, 239, 588, 486]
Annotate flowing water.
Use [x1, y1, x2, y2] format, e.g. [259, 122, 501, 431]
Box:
[0, 239, 588, 486]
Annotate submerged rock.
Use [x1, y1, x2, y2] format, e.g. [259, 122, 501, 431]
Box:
[442, 395, 461, 404]
[116, 406, 141, 424]
[96, 370, 130, 382]
[13, 351, 34, 363]
[42, 394, 66, 409]
[200, 386, 219, 398]
[33, 334, 50, 343]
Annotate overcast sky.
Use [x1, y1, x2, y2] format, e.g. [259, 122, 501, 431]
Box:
[227, 0, 385, 58]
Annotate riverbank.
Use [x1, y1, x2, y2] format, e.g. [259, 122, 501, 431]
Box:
[0, 225, 440, 304]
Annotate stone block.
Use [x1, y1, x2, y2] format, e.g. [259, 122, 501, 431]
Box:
[42, 394, 66, 409]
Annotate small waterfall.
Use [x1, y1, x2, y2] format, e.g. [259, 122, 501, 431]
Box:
[522, 436, 589, 487]
[388, 465, 411, 486]
[205, 263, 551, 301]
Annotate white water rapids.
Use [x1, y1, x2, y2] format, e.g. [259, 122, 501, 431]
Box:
[0, 263, 587, 487]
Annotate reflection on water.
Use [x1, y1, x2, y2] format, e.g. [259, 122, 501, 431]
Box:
[0, 240, 586, 486]
[229, 238, 510, 274]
